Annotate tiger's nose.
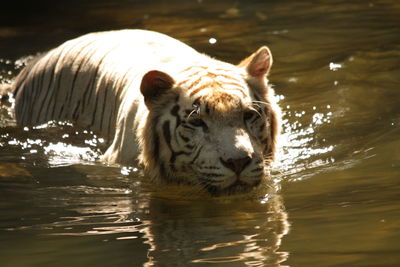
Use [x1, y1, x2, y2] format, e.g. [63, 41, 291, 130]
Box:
[220, 156, 252, 175]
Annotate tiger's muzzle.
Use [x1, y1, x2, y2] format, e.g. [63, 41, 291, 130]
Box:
[219, 156, 252, 176]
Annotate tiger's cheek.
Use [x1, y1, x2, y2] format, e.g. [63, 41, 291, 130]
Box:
[176, 126, 196, 151]
[247, 119, 268, 153]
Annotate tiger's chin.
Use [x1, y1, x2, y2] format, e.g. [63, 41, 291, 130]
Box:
[166, 169, 265, 196]
[197, 174, 265, 196]
[204, 179, 263, 196]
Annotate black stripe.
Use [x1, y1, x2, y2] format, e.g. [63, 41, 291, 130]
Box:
[49, 61, 68, 120]
[58, 104, 65, 119]
[152, 130, 168, 180]
[162, 120, 176, 164]
[13, 65, 31, 96]
[178, 132, 190, 143]
[190, 145, 203, 164]
[108, 78, 123, 137]
[72, 100, 81, 120]
[66, 42, 99, 116]
[170, 104, 180, 124]
[153, 130, 160, 159]
[66, 64, 84, 116]
[249, 114, 260, 124]
[89, 83, 101, 127]
[162, 120, 191, 165]
[154, 122, 172, 180]
[35, 66, 55, 123]
[58, 39, 97, 119]
[29, 66, 48, 124]
[151, 114, 162, 159]
[93, 78, 110, 130]
[39, 47, 73, 123]
[108, 68, 132, 137]
[24, 56, 49, 124]
[100, 84, 108, 131]
[170, 103, 185, 147]
[80, 69, 98, 115]
[81, 46, 118, 116]
[182, 124, 195, 131]
[205, 105, 210, 115]
[26, 67, 42, 123]
[162, 121, 172, 145]
[19, 73, 34, 124]
[106, 104, 114, 138]
[185, 144, 194, 150]
[36, 58, 54, 122]
[43, 46, 77, 122]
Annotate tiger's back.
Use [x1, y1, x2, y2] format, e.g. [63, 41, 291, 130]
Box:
[13, 30, 200, 138]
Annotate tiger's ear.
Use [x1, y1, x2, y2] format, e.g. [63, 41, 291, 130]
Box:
[140, 70, 175, 105]
[238, 46, 273, 79]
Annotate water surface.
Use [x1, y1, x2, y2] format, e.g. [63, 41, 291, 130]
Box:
[1, 0, 400, 266]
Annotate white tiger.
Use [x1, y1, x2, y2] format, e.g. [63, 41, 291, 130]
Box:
[7, 29, 281, 194]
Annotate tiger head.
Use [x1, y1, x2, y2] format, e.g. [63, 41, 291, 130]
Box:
[139, 47, 280, 195]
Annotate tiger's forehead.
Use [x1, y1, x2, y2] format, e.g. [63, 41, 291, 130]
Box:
[177, 65, 249, 93]
[198, 90, 245, 115]
[176, 65, 253, 117]
[176, 64, 252, 113]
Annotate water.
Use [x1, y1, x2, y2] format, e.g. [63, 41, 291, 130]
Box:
[1, 0, 400, 266]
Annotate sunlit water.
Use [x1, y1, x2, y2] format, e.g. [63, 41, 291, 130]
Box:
[1, 0, 400, 266]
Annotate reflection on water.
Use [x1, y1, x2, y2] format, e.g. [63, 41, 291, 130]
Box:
[143, 194, 289, 266]
[0, 161, 290, 266]
[1, 0, 400, 266]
